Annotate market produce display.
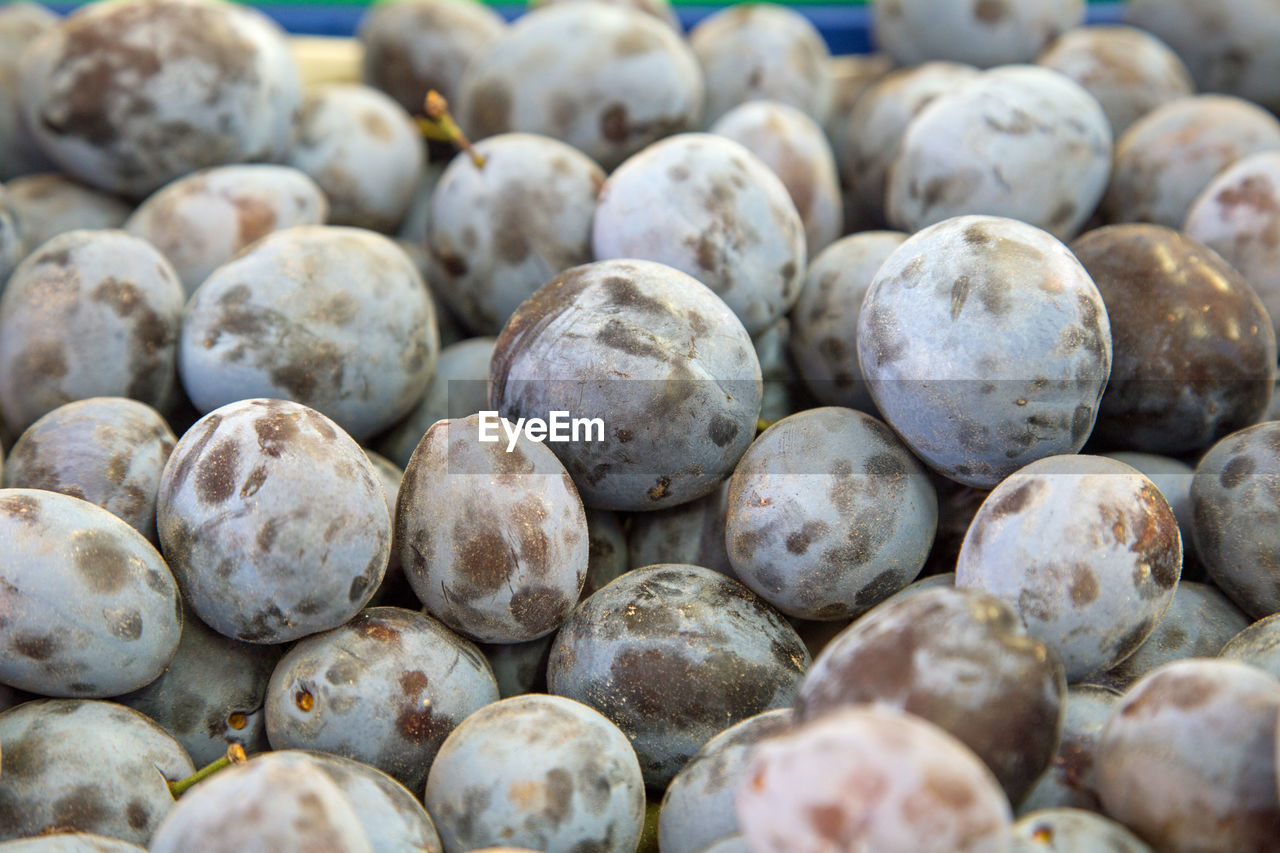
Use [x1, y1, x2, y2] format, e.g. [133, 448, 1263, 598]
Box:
[7, 0, 1280, 850]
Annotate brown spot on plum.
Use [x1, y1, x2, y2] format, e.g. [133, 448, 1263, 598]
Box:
[595, 318, 667, 361]
[126, 799, 149, 831]
[604, 276, 667, 315]
[1216, 175, 1278, 212]
[1221, 455, 1256, 489]
[601, 103, 629, 143]
[355, 617, 402, 646]
[73, 528, 130, 594]
[349, 573, 371, 602]
[786, 521, 830, 555]
[454, 527, 515, 595]
[11, 633, 58, 660]
[232, 196, 277, 246]
[922, 769, 976, 810]
[648, 476, 672, 502]
[605, 646, 781, 724]
[988, 480, 1039, 519]
[545, 767, 574, 826]
[256, 517, 280, 553]
[111, 609, 143, 640]
[14, 341, 69, 387]
[808, 804, 845, 841]
[1069, 563, 1099, 605]
[400, 669, 428, 696]
[254, 411, 300, 457]
[0, 493, 41, 524]
[396, 704, 450, 745]
[707, 414, 739, 447]
[950, 275, 972, 320]
[509, 586, 566, 631]
[1071, 405, 1093, 444]
[196, 438, 239, 504]
[853, 569, 903, 608]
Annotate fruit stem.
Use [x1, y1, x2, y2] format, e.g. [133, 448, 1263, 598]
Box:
[168, 743, 247, 798]
[417, 90, 486, 169]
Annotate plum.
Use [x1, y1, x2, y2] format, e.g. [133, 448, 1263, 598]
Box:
[887, 65, 1112, 240]
[3, 398, 175, 544]
[956, 454, 1181, 682]
[627, 479, 734, 578]
[0, 836, 145, 852]
[1220, 614, 1280, 678]
[1127, 0, 1280, 114]
[5, 174, 131, 252]
[0, 489, 181, 697]
[735, 706, 1013, 852]
[688, 4, 831, 126]
[476, 634, 555, 699]
[547, 564, 808, 787]
[1100, 452, 1198, 577]
[0, 230, 184, 436]
[0, 4, 57, 181]
[148, 751, 373, 853]
[1017, 685, 1119, 814]
[1009, 809, 1152, 852]
[788, 230, 906, 411]
[156, 398, 390, 644]
[1103, 94, 1280, 228]
[857, 215, 1111, 488]
[423, 694, 645, 853]
[752, 318, 809, 425]
[582, 508, 628, 598]
[1183, 151, 1280, 349]
[265, 607, 499, 791]
[795, 587, 1064, 803]
[0, 183, 21, 284]
[286, 84, 425, 233]
[530, 0, 680, 31]
[0, 699, 194, 844]
[178, 226, 438, 442]
[1096, 659, 1280, 852]
[375, 337, 495, 470]
[658, 709, 792, 853]
[489, 259, 762, 511]
[296, 752, 443, 853]
[871, 0, 1084, 67]
[1191, 421, 1280, 618]
[710, 100, 842, 254]
[922, 483, 989, 577]
[592, 134, 805, 336]
[395, 414, 588, 643]
[726, 407, 938, 620]
[1036, 25, 1195, 137]
[17, 0, 301, 198]
[358, 0, 505, 113]
[1071, 224, 1275, 455]
[428, 133, 603, 334]
[824, 52, 893, 196]
[124, 164, 327, 296]
[458, 4, 704, 171]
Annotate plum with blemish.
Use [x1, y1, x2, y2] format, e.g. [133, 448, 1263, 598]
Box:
[295, 752, 444, 853]
[726, 406, 937, 620]
[423, 694, 645, 853]
[1071, 224, 1275, 455]
[5, 173, 131, 252]
[395, 414, 588, 643]
[871, 0, 1084, 68]
[547, 564, 808, 787]
[735, 705, 1013, 852]
[358, 0, 505, 114]
[1018, 684, 1119, 814]
[1009, 809, 1152, 852]
[1191, 421, 1280, 618]
[489, 259, 762, 511]
[156, 398, 391, 644]
[1103, 94, 1280, 228]
[857, 215, 1111, 489]
[265, 607, 499, 792]
[17, 0, 301, 198]
[1096, 659, 1280, 852]
[710, 100, 841, 254]
[1101, 452, 1199, 578]
[627, 481, 734, 578]
[592, 134, 805, 336]
[658, 709, 791, 853]
[795, 587, 1064, 804]
[124, 164, 327, 297]
[115, 603, 280, 766]
[0, 230, 184, 436]
[178, 226, 438, 442]
[887, 65, 1112, 240]
[286, 84, 424, 234]
[428, 133, 604, 334]
[957, 454, 1181, 682]
[148, 750, 372, 853]
[689, 4, 831, 127]
[0, 699, 194, 844]
[788, 230, 906, 412]
[0, 489, 181, 697]
[458, 4, 704, 171]
[1036, 25, 1195, 137]
[375, 337, 495, 470]
[0, 3, 57, 181]
[3, 398, 175, 544]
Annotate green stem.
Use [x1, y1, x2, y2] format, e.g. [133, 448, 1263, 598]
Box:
[168, 744, 245, 798]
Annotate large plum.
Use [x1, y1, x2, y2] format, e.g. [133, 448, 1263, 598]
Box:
[489, 259, 762, 511]
[957, 454, 1181, 682]
[178, 226, 438, 442]
[0, 699, 194, 844]
[0, 4, 57, 181]
[0, 489, 181, 697]
[395, 414, 588, 643]
[592, 133, 805, 336]
[871, 0, 1084, 67]
[626, 481, 734, 578]
[547, 564, 808, 787]
[17, 0, 301, 198]
[5, 174, 131, 252]
[0, 230, 184, 436]
[725, 407, 938, 620]
[297, 751, 444, 853]
[156, 398, 390, 644]
[857, 215, 1111, 488]
[423, 694, 645, 853]
[1071, 224, 1275, 454]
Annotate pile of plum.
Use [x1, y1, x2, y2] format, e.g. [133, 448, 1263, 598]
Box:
[3, 0, 1280, 849]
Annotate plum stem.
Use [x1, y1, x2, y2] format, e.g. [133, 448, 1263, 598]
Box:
[417, 90, 486, 169]
[168, 743, 247, 798]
